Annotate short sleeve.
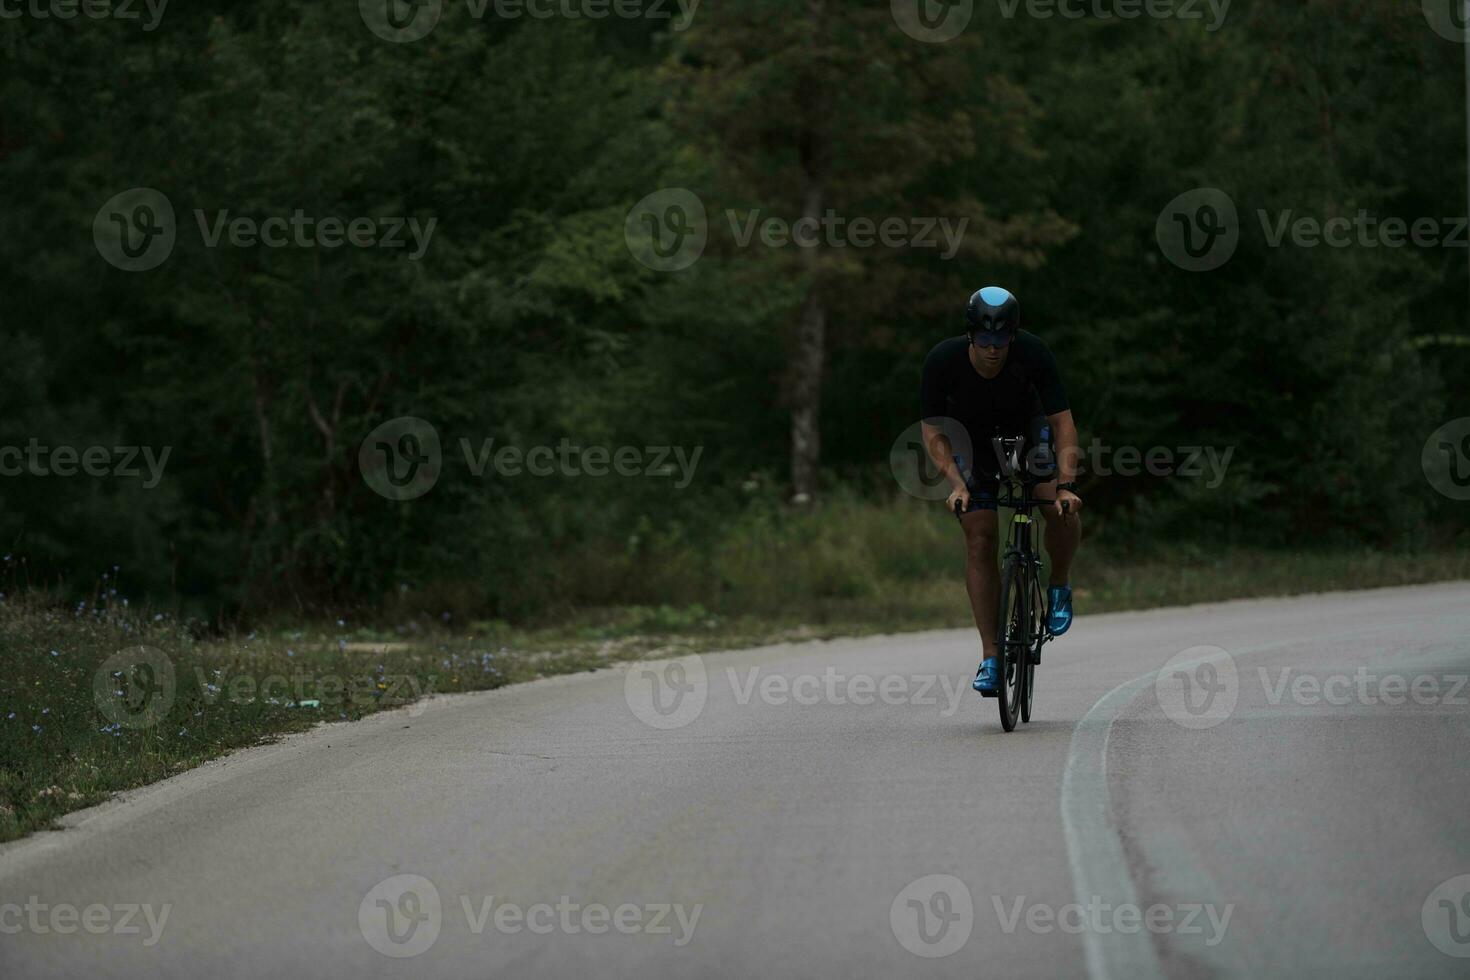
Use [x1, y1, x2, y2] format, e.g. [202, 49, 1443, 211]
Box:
[920, 345, 949, 422]
[1027, 338, 1070, 416]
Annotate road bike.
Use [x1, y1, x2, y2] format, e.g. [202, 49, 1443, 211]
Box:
[954, 435, 1069, 732]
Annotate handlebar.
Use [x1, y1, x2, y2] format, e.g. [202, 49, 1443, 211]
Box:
[953, 494, 1071, 520]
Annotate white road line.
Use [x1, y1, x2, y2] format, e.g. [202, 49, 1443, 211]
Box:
[1059, 617, 1470, 980]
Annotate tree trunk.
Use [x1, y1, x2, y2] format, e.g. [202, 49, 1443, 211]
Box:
[790, 0, 827, 500]
[790, 195, 825, 499]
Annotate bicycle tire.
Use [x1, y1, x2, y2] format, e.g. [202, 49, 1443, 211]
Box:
[1022, 570, 1041, 723]
[995, 559, 1026, 732]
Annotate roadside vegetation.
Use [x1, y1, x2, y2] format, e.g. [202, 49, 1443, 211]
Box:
[4, 495, 1466, 843]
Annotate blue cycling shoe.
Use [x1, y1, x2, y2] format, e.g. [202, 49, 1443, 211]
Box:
[972, 657, 1001, 696]
[1047, 585, 1073, 636]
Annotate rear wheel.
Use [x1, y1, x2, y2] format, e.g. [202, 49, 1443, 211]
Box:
[995, 561, 1027, 732]
[1022, 574, 1041, 723]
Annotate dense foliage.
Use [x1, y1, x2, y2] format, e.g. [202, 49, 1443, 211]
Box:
[1, 1, 1465, 619]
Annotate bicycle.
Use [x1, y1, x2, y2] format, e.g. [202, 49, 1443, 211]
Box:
[953, 435, 1070, 732]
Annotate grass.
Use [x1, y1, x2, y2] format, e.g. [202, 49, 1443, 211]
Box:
[3, 501, 1468, 843]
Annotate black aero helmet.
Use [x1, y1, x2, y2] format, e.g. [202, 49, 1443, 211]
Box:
[966, 286, 1020, 345]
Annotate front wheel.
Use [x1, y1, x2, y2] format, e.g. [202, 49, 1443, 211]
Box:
[1021, 634, 1039, 723]
[995, 560, 1027, 732]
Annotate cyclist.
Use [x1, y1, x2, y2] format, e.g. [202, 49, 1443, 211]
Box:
[919, 286, 1082, 695]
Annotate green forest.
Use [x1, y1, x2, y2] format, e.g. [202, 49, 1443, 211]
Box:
[3, 0, 1468, 623]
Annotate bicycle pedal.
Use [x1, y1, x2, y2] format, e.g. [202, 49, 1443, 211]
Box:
[979, 689, 998, 699]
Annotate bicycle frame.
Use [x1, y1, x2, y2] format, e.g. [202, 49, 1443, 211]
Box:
[953, 434, 1064, 727]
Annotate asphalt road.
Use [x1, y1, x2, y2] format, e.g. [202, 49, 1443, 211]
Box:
[3, 583, 1469, 979]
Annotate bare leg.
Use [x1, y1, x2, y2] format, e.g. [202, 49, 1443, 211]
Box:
[960, 509, 1000, 659]
[1039, 496, 1081, 587]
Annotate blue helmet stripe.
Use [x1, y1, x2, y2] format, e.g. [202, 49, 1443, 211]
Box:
[978, 286, 1012, 307]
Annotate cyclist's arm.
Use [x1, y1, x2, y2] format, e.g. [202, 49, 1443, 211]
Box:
[920, 421, 969, 496]
[1048, 409, 1079, 485]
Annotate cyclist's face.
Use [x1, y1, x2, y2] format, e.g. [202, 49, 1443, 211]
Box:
[971, 333, 1011, 364]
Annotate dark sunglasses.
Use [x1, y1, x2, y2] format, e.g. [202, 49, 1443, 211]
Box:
[970, 330, 1014, 349]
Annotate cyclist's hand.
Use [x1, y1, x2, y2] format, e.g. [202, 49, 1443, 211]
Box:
[1055, 489, 1082, 518]
[947, 486, 972, 515]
